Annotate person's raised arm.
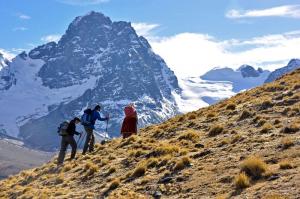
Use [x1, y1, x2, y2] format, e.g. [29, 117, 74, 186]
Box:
[95, 111, 108, 121]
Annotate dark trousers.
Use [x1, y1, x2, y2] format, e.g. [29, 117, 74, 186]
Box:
[57, 135, 77, 165]
[82, 126, 95, 154]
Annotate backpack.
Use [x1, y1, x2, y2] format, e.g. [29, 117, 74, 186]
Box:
[57, 121, 69, 136]
[81, 108, 93, 126]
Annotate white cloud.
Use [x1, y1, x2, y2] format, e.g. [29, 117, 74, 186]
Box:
[132, 23, 160, 38]
[148, 31, 300, 78]
[56, 0, 109, 5]
[41, 34, 61, 43]
[13, 27, 28, 31]
[226, 5, 300, 19]
[11, 48, 28, 54]
[18, 14, 31, 20]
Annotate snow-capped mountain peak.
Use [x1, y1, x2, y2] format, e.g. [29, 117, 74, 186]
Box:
[0, 52, 11, 69]
[238, 65, 261, 78]
[200, 65, 270, 92]
[0, 11, 180, 151]
[287, 58, 300, 67]
[265, 58, 300, 83]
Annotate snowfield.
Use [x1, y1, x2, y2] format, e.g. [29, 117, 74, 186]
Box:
[0, 55, 98, 137]
[174, 78, 235, 113]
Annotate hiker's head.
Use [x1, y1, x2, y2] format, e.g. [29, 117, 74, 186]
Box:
[94, 105, 101, 111]
[74, 117, 81, 124]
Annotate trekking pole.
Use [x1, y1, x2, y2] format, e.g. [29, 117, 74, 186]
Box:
[105, 120, 108, 134]
[105, 114, 109, 140]
[78, 131, 86, 148]
[76, 131, 83, 144]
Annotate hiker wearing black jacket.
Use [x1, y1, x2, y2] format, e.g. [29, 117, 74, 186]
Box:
[57, 117, 81, 165]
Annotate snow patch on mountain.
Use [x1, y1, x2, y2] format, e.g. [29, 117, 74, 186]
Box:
[0, 51, 11, 71]
[201, 66, 270, 92]
[173, 78, 235, 113]
[0, 54, 98, 137]
[172, 65, 271, 113]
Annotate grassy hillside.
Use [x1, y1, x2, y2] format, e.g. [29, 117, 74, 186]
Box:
[1, 69, 300, 199]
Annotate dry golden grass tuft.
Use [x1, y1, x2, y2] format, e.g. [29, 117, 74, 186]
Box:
[107, 167, 116, 175]
[84, 162, 98, 176]
[178, 130, 200, 142]
[260, 123, 273, 134]
[274, 119, 281, 125]
[240, 156, 267, 179]
[231, 134, 242, 144]
[279, 160, 293, 170]
[215, 194, 228, 199]
[207, 112, 216, 118]
[154, 143, 179, 156]
[234, 172, 250, 189]
[146, 158, 159, 168]
[129, 149, 147, 157]
[62, 164, 72, 172]
[173, 156, 191, 171]
[264, 85, 285, 92]
[84, 161, 94, 170]
[239, 110, 252, 120]
[260, 100, 273, 110]
[188, 113, 197, 120]
[158, 154, 173, 167]
[109, 178, 120, 191]
[132, 163, 146, 178]
[55, 174, 64, 184]
[226, 103, 236, 110]
[119, 135, 137, 147]
[257, 119, 267, 127]
[293, 84, 300, 90]
[280, 137, 294, 149]
[208, 125, 224, 136]
[152, 128, 164, 138]
[177, 115, 185, 122]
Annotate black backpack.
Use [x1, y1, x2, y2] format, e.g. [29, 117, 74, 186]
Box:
[57, 121, 69, 136]
[81, 108, 93, 126]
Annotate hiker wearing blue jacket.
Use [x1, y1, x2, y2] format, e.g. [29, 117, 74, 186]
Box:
[82, 105, 109, 155]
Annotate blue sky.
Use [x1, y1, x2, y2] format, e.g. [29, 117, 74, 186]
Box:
[1, 0, 300, 77]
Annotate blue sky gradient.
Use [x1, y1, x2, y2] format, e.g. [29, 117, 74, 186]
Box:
[1, 0, 299, 49]
[1, 0, 300, 76]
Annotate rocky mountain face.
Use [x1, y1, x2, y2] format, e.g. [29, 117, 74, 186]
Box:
[0, 52, 15, 90]
[0, 52, 8, 69]
[0, 11, 180, 151]
[200, 65, 270, 92]
[265, 59, 300, 83]
[239, 65, 263, 78]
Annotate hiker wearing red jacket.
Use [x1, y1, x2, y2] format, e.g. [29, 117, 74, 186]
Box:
[121, 104, 138, 138]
